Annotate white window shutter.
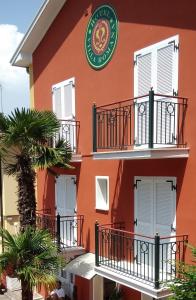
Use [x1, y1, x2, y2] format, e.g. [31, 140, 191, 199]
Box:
[134, 35, 178, 96]
[134, 36, 179, 148]
[157, 44, 174, 95]
[52, 78, 76, 150]
[63, 81, 75, 119]
[154, 178, 176, 274]
[53, 87, 62, 119]
[155, 39, 178, 145]
[56, 176, 66, 216]
[134, 178, 154, 237]
[135, 52, 152, 97]
[65, 176, 76, 215]
[134, 52, 152, 146]
[56, 175, 77, 246]
[154, 178, 176, 237]
[134, 177, 176, 238]
[52, 78, 75, 120]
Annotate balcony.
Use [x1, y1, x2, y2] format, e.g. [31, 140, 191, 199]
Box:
[36, 212, 84, 256]
[95, 223, 188, 298]
[53, 119, 81, 161]
[92, 91, 189, 160]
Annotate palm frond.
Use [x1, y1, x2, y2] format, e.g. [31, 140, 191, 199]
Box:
[0, 109, 61, 148]
[0, 227, 63, 290]
[0, 113, 9, 132]
[31, 140, 73, 169]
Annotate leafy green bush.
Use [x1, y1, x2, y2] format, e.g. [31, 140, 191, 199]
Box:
[169, 246, 196, 300]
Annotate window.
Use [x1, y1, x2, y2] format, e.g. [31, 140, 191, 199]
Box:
[52, 77, 75, 120]
[52, 78, 76, 151]
[134, 35, 179, 148]
[134, 176, 176, 238]
[134, 35, 179, 96]
[95, 176, 109, 210]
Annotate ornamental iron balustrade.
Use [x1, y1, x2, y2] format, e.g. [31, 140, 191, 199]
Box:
[49, 119, 80, 154]
[93, 91, 187, 151]
[95, 222, 188, 289]
[36, 212, 84, 250]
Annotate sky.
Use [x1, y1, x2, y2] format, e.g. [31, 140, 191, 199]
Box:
[0, 0, 45, 114]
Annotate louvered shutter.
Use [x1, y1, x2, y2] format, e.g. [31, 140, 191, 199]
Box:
[135, 177, 176, 237]
[154, 178, 176, 237]
[62, 80, 75, 120]
[64, 176, 77, 246]
[157, 44, 174, 95]
[134, 177, 154, 265]
[134, 176, 176, 274]
[53, 86, 63, 119]
[134, 177, 154, 237]
[55, 176, 66, 216]
[65, 176, 76, 216]
[55, 175, 77, 246]
[52, 79, 75, 120]
[52, 78, 76, 150]
[134, 52, 152, 146]
[137, 53, 152, 96]
[155, 41, 178, 145]
[134, 35, 178, 148]
[154, 177, 176, 275]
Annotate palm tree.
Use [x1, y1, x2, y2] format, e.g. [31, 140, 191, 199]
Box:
[0, 108, 72, 231]
[0, 227, 64, 300]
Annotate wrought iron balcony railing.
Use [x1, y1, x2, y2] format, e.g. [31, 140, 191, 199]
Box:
[95, 222, 188, 289]
[92, 91, 188, 152]
[51, 119, 80, 154]
[36, 212, 84, 249]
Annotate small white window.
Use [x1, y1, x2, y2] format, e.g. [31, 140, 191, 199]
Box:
[52, 77, 75, 120]
[95, 176, 109, 210]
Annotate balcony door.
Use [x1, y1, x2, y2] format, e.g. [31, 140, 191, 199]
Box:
[134, 35, 179, 148]
[52, 77, 76, 151]
[55, 175, 77, 247]
[134, 177, 176, 275]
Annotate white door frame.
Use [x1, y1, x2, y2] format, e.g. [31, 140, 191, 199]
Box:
[134, 176, 176, 238]
[134, 35, 179, 149]
[55, 175, 77, 247]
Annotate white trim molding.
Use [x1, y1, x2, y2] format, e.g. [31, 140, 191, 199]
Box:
[92, 148, 189, 160]
[95, 176, 109, 211]
[10, 0, 67, 67]
[95, 266, 173, 299]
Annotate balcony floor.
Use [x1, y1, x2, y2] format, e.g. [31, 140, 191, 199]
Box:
[95, 260, 173, 299]
[92, 147, 189, 160]
[71, 153, 82, 162]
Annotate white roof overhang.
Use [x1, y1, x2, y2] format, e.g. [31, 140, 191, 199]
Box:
[10, 0, 67, 67]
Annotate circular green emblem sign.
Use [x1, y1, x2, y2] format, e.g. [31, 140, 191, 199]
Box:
[85, 5, 118, 69]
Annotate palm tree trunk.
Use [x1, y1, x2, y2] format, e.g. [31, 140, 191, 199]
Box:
[21, 278, 33, 300]
[17, 155, 36, 231]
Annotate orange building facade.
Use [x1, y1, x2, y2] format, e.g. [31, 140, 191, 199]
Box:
[12, 1, 196, 299]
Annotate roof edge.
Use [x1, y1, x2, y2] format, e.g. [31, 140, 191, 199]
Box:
[10, 0, 67, 67]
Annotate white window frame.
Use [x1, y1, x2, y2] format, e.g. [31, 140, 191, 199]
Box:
[134, 35, 179, 96]
[134, 176, 176, 238]
[52, 77, 75, 120]
[134, 35, 179, 149]
[52, 77, 76, 151]
[95, 176, 109, 211]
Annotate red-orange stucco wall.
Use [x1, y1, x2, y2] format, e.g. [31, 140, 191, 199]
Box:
[32, 1, 196, 298]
